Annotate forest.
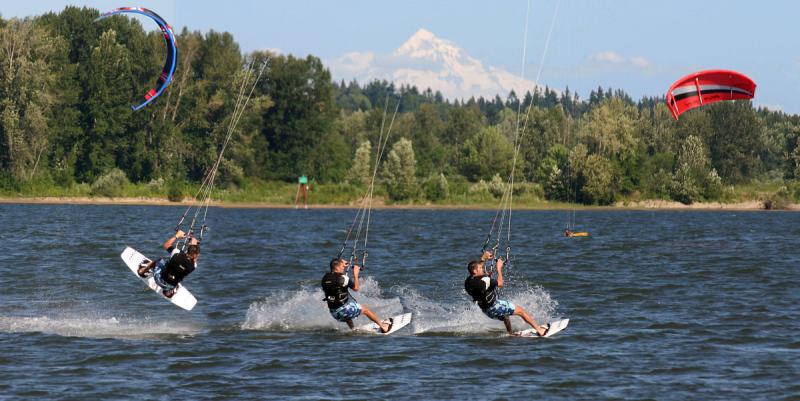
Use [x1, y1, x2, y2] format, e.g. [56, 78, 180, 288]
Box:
[3, 7, 800, 207]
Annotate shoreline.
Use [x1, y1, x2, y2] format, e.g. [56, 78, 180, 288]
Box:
[0, 196, 795, 211]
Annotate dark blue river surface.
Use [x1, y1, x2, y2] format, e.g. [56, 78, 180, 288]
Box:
[0, 204, 798, 400]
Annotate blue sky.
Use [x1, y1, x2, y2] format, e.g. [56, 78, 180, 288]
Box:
[4, 1, 800, 112]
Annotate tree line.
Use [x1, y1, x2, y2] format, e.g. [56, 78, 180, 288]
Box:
[2, 7, 800, 205]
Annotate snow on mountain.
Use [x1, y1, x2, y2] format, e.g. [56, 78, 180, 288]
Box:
[327, 28, 544, 100]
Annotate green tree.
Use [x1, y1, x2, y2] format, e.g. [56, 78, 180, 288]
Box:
[640, 152, 675, 199]
[706, 101, 762, 182]
[568, 143, 617, 204]
[443, 104, 484, 145]
[459, 126, 513, 182]
[411, 103, 446, 176]
[423, 173, 449, 201]
[518, 106, 566, 180]
[642, 103, 678, 155]
[670, 135, 716, 203]
[581, 97, 640, 161]
[670, 163, 699, 204]
[544, 165, 569, 201]
[381, 138, 417, 200]
[582, 154, 616, 205]
[0, 18, 63, 180]
[78, 29, 134, 181]
[261, 55, 337, 180]
[348, 140, 372, 185]
[540, 145, 570, 201]
[311, 131, 349, 183]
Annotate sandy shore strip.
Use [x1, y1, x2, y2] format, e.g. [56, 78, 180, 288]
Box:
[1, 196, 798, 210]
[615, 199, 800, 211]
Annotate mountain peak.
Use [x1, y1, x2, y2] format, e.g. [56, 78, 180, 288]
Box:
[396, 28, 460, 60]
[328, 29, 543, 100]
[408, 28, 435, 42]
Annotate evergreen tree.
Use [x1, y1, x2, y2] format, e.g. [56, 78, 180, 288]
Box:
[261, 54, 336, 180]
[79, 29, 134, 181]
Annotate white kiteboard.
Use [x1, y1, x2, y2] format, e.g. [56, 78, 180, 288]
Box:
[356, 312, 412, 335]
[514, 318, 569, 338]
[120, 246, 197, 311]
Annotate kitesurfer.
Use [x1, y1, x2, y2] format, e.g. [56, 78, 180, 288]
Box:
[322, 258, 392, 333]
[465, 251, 548, 336]
[137, 230, 199, 298]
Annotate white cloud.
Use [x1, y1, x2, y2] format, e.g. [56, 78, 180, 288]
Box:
[328, 51, 377, 77]
[589, 51, 651, 70]
[591, 51, 625, 64]
[630, 56, 650, 68]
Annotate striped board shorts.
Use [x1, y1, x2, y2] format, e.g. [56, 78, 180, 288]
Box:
[483, 299, 516, 320]
[330, 300, 363, 322]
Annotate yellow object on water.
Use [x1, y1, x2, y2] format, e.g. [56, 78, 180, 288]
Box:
[569, 232, 590, 237]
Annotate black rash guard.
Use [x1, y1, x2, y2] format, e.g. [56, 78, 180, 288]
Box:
[163, 246, 196, 286]
[464, 275, 498, 309]
[321, 272, 355, 309]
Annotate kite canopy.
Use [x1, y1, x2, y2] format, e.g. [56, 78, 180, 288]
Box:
[665, 69, 756, 120]
[95, 7, 177, 111]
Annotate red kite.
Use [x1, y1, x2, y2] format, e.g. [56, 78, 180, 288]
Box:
[665, 69, 756, 120]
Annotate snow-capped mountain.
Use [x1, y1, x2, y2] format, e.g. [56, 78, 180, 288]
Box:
[327, 28, 543, 100]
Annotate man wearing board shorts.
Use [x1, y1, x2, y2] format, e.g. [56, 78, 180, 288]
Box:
[321, 258, 392, 333]
[464, 251, 548, 336]
[137, 230, 199, 298]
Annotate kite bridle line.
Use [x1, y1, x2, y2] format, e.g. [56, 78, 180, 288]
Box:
[359, 100, 401, 269]
[482, 0, 561, 273]
[336, 97, 392, 264]
[348, 97, 392, 267]
[175, 57, 269, 250]
[337, 96, 401, 272]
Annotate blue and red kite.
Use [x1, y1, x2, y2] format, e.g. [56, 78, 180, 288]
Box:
[95, 7, 177, 111]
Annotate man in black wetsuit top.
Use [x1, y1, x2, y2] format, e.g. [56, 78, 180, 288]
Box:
[137, 230, 199, 298]
[321, 258, 392, 333]
[464, 251, 547, 336]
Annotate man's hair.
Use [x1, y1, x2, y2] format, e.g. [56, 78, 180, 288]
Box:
[330, 258, 344, 271]
[467, 260, 483, 274]
[186, 244, 200, 256]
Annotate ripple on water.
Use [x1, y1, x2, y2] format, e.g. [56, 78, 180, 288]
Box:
[0, 206, 798, 400]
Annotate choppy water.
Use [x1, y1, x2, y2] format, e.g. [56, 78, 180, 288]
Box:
[0, 204, 798, 400]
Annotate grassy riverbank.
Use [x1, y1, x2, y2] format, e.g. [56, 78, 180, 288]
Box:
[1, 178, 797, 210]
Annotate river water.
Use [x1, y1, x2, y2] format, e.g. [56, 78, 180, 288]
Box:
[0, 204, 797, 400]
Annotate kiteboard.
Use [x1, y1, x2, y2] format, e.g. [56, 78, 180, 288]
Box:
[120, 246, 197, 311]
[514, 318, 569, 338]
[356, 312, 412, 335]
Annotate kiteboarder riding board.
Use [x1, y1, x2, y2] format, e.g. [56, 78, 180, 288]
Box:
[514, 318, 569, 338]
[121, 246, 197, 311]
[356, 312, 412, 335]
